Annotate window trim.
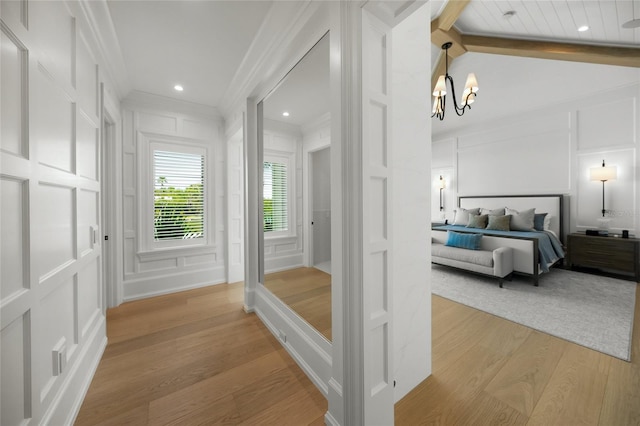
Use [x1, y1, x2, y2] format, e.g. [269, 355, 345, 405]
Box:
[263, 151, 295, 239]
[137, 131, 211, 253]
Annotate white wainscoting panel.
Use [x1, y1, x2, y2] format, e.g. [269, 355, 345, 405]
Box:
[1, 28, 26, 157]
[30, 0, 74, 87]
[362, 9, 393, 423]
[38, 184, 75, 280]
[77, 113, 99, 181]
[1, 177, 26, 299]
[457, 113, 571, 196]
[577, 96, 635, 151]
[76, 35, 98, 119]
[1, 2, 108, 423]
[1, 314, 29, 425]
[35, 68, 74, 173]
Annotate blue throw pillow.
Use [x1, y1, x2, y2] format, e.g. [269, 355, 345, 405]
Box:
[445, 231, 482, 250]
[534, 213, 548, 231]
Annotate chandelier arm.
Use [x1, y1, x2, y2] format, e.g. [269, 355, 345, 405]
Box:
[445, 74, 471, 116]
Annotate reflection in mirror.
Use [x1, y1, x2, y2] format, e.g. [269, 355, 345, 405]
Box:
[260, 32, 332, 341]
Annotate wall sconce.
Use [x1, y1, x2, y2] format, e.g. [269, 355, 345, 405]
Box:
[590, 159, 617, 217]
[438, 175, 445, 211]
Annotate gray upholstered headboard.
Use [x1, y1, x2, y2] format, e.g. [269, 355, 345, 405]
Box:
[458, 194, 565, 243]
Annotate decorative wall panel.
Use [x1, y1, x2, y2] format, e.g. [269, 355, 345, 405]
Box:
[76, 113, 98, 181]
[1, 313, 30, 425]
[77, 258, 99, 338]
[1, 29, 26, 157]
[369, 177, 387, 242]
[36, 69, 74, 173]
[1, 177, 26, 299]
[77, 189, 98, 256]
[31, 0, 74, 86]
[578, 97, 635, 151]
[38, 278, 75, 400]
[138, 112, 177, 134]
[38, 184, 75, 280]
[369, 101, 388, 167]
[76, 36, 98, 118]
[458, 123, 571, 196]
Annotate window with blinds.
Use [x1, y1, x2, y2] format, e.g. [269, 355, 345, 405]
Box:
[153, 150, 204, 241]
[263, 161, 288, 232]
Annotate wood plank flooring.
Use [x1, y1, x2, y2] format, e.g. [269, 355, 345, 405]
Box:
[74, 283, 327, 426]
[76, 274, 640, 425]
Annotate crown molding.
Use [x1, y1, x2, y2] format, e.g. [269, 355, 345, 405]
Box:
[219, 1, 325, 120]
[74, 0, 131, 100]
[123, 90, 222, 122]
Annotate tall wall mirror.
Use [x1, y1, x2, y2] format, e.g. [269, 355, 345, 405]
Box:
[258, 32, 332, 341]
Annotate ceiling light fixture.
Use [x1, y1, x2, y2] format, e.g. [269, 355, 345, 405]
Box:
[174, 84, 184, 92]
[282, 111, 290, 117]
[431, 42, 478, 121]
[622, 18, 640, 28]
[578, 25, 589, 32]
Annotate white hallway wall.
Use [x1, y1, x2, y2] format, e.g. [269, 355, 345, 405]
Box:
[432, 63, 640, 237]
[1, 0, 120, 423]
[119, 92, 227, 301]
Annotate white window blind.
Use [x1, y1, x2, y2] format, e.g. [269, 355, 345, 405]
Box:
[263, 161, 288, 232]
[153, 150, 204, 241]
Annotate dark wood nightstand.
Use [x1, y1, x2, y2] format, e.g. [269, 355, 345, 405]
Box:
[567, 233, 640, 281]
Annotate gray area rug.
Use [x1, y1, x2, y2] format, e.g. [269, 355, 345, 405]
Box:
[431, 265, 637, 360]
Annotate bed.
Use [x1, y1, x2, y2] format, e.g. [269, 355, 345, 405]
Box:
[432, 194, 566, 286]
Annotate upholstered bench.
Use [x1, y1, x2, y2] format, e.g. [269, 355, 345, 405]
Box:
[431, 241, 514, 288]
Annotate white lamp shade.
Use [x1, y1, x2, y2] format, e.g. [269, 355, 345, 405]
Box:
[463, 73, 478, 93]
[433, 75, 446, 96]
[590, 165, 617, 181]
[432, 98, 443, 115]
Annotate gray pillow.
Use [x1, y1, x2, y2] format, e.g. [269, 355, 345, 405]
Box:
[453, 208, 480, 226]
[467, 214, 488, 229]
[505, 207, 535, 231]
[480, 207, 505, 216]
[486, 214, 511, 231]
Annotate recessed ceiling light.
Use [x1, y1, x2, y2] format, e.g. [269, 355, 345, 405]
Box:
[578, 25, 590, 32]
[174, 84, 184, 92]
[282, 111, 290, 117]
[622, 18, 640, 29]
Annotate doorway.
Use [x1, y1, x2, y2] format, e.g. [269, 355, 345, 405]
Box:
[310, 147, 331, 274]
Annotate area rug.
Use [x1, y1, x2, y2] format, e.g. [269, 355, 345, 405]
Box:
[431, 265, 637, 360]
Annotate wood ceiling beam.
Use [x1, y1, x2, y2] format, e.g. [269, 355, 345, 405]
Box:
[463, 35, 640, 68]
[431, 27, 467, 58]
[431, 0, 471, 32]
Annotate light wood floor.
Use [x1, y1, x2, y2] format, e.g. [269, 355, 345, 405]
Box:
[76, 275, 640, 425]
[264, 267, 332, 340]
[75, 283, 327, 426]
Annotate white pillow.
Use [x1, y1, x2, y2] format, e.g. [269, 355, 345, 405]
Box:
[453, 208, 480, 226]
[505, 207, 535, 231]
[544, 214, 553, 231]
[480, 207, 505, 216]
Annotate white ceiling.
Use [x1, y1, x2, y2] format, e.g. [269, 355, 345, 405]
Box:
[104, 0, 639, 131]
[456, 0, 640, 48]
[107, 0, 272, 108]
